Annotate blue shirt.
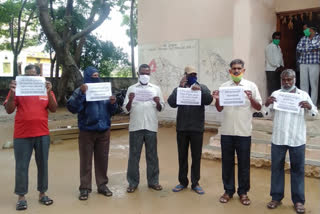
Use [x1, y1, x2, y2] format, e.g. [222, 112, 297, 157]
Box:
[296, 33, 320, 64]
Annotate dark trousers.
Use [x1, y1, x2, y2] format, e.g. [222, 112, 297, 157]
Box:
[14, 135, 50, 196]
[221, 135, 251, 196]
[177, 131, 203, 188]
[266, 71, 281, 96]
[270, 144, 305, 204]
[79, 130, 110, 191]
[127, 130, 159, 187]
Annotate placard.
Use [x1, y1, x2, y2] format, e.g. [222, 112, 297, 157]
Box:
[177, 87, 201, 106]
[273, 91, 301, 113]
[219, 86, 245, 106]
[15, 76, 46, 96]
[134, 87, 155, 102]
[86, 82, 112, 101]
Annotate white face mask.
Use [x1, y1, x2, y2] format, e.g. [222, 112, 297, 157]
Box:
[139, 74, 150, 85]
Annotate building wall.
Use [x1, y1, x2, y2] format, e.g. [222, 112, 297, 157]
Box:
[275, 0, 320, 12]
[138, 0, 317, 122]
[138, 0, 234, 44]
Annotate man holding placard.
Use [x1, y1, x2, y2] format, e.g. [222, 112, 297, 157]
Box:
[123, 64, 165, 193]
[67, 66, 117, 200]
[213, 59, 262, 205]
[263, 69, 317, 214]
[168, 66, 213, 195]
[4, 64, 57, 210]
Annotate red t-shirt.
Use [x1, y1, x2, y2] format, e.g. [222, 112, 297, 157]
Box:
[4, 91, 56, 139]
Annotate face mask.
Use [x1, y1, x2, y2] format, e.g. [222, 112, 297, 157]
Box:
[187, 76, 197, 85]
[139, 74, 150, 85]
[90, 77, 100, 83]
[304, 28, 311, 37]
[281, 85, 296, 92]
[230, 72, 243, 82]
[273, 39, 280, 45]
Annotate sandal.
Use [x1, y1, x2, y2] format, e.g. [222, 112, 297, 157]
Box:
[239, 194, 251, 206]
[98, 186, 113, 197]
[16, 200, 27, 211]
[192, 185, 205, 195]
[39, 196, 53, 206]
[172, 184, 186, 192]
[219, 193, 233, 203]
[126, 186, 137, 193]
[294, 202, 305, 214]
[148, 184, 163, 191]
[267, 200, 281, 209]
[79, 189, 89, 200]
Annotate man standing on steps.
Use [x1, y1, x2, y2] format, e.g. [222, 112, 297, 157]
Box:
[265, 31, 284, 96]
[296, 24, 320, 105]
[264, 69, 318, 214]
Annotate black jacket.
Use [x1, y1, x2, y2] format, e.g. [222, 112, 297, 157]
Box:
[167, 83, 213, 132]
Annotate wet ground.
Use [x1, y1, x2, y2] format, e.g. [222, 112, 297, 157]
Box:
[0, 108, 319, 214]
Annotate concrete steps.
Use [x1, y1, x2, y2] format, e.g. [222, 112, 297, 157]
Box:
[202, 118, 320, 178]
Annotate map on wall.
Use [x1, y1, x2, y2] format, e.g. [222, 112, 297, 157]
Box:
[199, 38, 233, 91]
[139, 38, 233, 122]
[139, 40, 198, 97]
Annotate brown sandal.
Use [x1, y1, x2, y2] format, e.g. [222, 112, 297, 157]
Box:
[219, 193, 232, 203]
[267, 200, 281, 209]
[239, 194, 251, 206]
[148, 184, 163, 191]
[294, 202, 305, 214]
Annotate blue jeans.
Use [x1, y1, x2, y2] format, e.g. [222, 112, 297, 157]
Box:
[14, 136, 50, 196]
[127, 130, 159, 187]
[270, 144, 305, 204]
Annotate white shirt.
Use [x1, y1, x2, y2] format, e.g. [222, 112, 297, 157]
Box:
[123, 82, 165, 132]
[219, 79, 262, 137]
[263, 88, 318, 147]
[265, 42, 284, 71]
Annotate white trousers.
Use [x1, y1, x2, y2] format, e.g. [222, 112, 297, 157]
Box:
[300, 64, 320, 105]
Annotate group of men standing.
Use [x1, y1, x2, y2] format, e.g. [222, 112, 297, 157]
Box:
[265, 23, 320, 106]
[4, 25, 318, 214]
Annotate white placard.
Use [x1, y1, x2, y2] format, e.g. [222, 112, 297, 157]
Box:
[177, 87, 201, 106]
[86, 82, 112, 102]
[273, 91, 301, 113]
[16, 76, 46, 96]
[219, 86, 245, 106]
[134, 87, 155, 102]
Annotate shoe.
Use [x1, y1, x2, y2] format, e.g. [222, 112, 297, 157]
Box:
[148, 184, 163, 191]
[192, 185, 205, 195]
[39, 196, 53, 206]
[79, 189, 89, 200]
[16, 200, 27, 210]
[127, 186, 137, 193]
[98, 186, 113, 197]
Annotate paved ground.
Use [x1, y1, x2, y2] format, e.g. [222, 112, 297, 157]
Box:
[0, 125, 319, 214]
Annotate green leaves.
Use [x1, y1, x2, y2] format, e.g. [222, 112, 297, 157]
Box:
[80, 35, 130, 77]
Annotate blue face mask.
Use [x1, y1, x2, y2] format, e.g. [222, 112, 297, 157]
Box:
[187, 76, 197, 85]
[90, 77, 100, 83]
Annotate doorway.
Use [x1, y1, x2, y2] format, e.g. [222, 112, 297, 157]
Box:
[277, 8, 320, 105]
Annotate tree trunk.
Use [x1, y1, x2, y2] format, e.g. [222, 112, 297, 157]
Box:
[13, 54, 18, 77]
[56, 52, 83, 105]
[130, 0, 136, 78]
